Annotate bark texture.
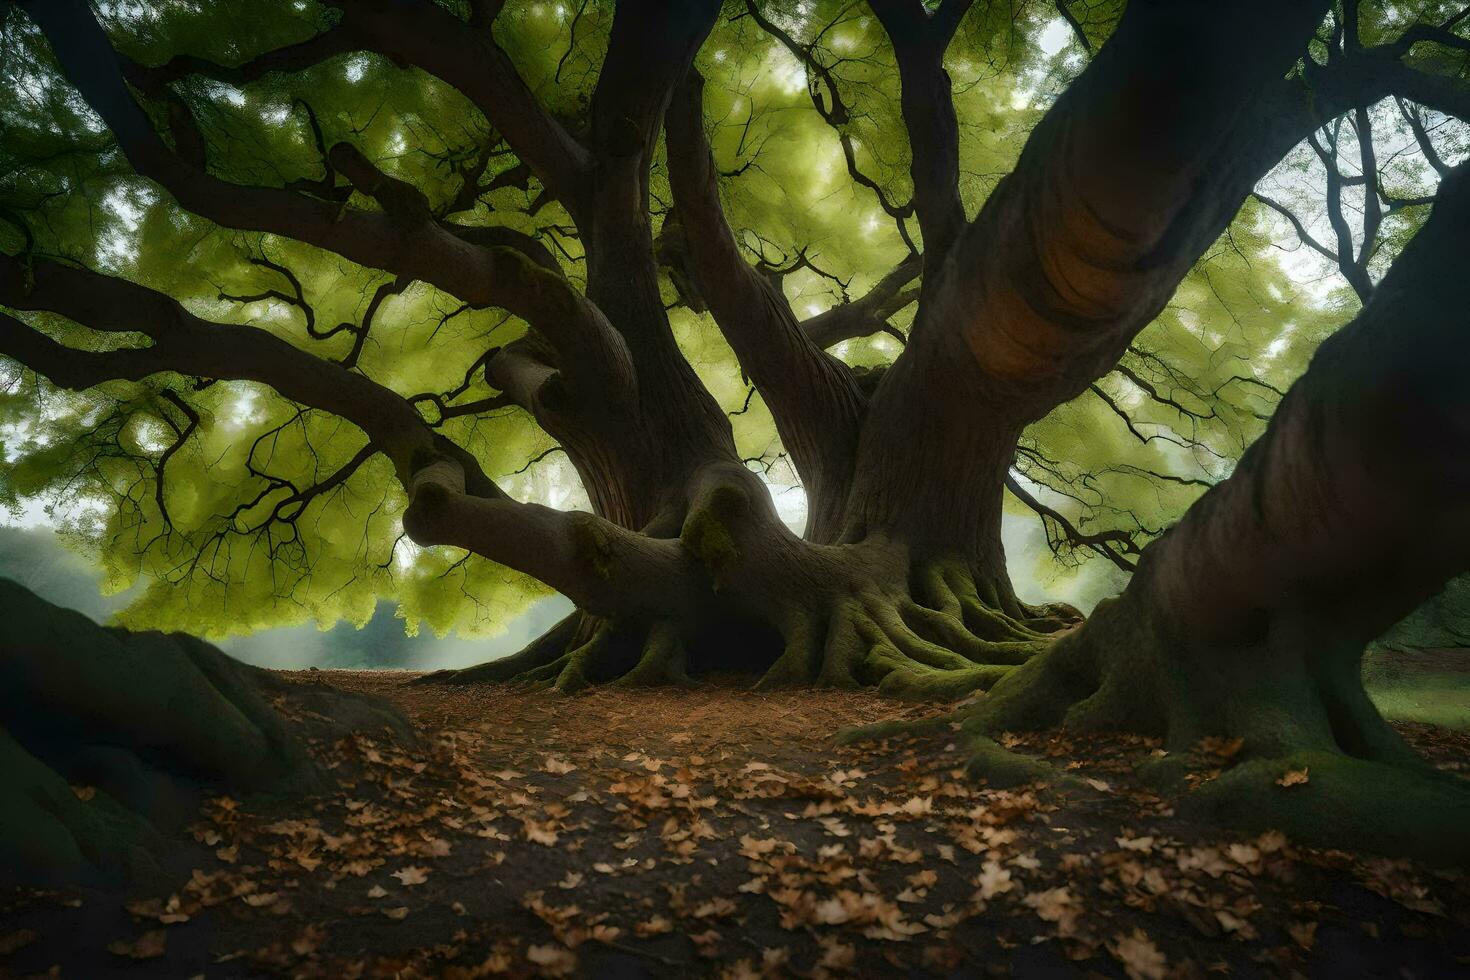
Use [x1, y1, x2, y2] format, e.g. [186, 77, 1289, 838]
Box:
[957, 165, 1470, 863]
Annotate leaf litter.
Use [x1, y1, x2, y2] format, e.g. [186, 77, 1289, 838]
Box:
[0, 671, 1466, 978]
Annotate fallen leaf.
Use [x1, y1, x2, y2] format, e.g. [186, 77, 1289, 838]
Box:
[975, 860, 1014, 900]
[635, 915, 673, 936]
[1215, 909, 1257, 939]
[392, 866, 430, 887]
[1024, 887, 1074, 922]
[1276, 767, 1309, 788]
[290, 924, 326, 957]
[1199, 736, 1245, 759]
[1111, 928, 1168, 980]
[107, 930, 167, 960]
[527, 943, 577, 976]
[523, 819, 559, 846]
[1288, 920, 1318, 950]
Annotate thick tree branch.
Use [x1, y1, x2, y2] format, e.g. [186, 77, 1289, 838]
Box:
[1, 255, 433, 475]
[667, 70, 868, 541]
[1094, 162, 1470, 671]
[868, 0, 970, 257]
[1053, 0, 1094, 54]
[1307, 126, 1375, 302]
[915, 0, 1334, 419]
[582, 0, 722, 354]
[0, 255, 681, 613]
[124, 0, 593, 222]
[560, 0, 743, 511]
[21, 0, 634, 400]
[800, 254, 922, 348]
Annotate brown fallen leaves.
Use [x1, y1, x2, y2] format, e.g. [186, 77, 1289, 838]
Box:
[1276, 766, 1311, 788]
[1110, 928, 1168, 980]
[21, 678, 1459, 979]
[107, 929, 167, 960]
[391, 865, 430, 886]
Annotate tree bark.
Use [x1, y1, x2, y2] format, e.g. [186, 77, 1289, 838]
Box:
[959, 164, 1470, 863]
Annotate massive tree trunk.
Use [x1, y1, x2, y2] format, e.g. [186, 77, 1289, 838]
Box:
[958, 164, 1470, 862]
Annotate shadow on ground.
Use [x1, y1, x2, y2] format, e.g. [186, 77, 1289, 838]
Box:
[1, 667, 1467, 979]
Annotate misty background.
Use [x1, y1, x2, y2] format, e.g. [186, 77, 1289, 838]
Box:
[0, 522, 572, 670]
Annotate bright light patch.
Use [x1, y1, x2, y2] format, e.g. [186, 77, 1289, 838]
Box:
[768, 50, 807, 96]
[1037, 18, 1072, 57]
[343, 55, 370, 84]
[225, 389, 260, 430]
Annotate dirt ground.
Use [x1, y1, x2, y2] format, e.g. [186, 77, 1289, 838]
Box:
[1, 671, 1467, 979]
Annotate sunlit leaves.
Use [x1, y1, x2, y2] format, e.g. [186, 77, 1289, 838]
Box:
[2, 0, 1466, 635]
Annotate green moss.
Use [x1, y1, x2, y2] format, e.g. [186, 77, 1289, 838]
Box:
[1364, 663, 1470, 731]
[959, 643, 1087, 735]
[0, 578, 407, 884]
[1186, 750, 1470, 866]
[570, 514, 616, 581]
[874, 663, 1013, 700]
[959, 734, 1060, 788]
[679, 486, 746, 587]
[0, 727, 161, 885]
[614, 626, 691, 688]
[755, 620, 822, 688]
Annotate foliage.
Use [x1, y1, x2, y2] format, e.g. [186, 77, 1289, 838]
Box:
[0, 0, 1463, 638]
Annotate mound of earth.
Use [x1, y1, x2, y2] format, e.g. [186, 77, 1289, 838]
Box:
[0, 579, 408, 886]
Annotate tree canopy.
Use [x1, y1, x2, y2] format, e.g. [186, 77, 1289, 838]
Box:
[0, 0, 1466, 646]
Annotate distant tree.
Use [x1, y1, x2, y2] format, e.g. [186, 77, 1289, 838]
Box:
[3, 0, 1470, 853]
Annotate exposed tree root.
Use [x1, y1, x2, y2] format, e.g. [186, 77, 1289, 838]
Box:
[1187, 752, 1470, 865]
[420, 613, 695, 694]
[752, 557, 1060, 697]
[418, 557, 1059, 700]
[756, 587, 1043, 698]
[412, 612, 583, 686]
[947, 595, 1470, 865]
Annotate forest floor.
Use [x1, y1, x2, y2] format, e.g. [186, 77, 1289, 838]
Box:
[2, 656, 1469, 980]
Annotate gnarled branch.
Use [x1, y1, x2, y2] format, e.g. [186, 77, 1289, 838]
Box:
[666, 69, 866, 541]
